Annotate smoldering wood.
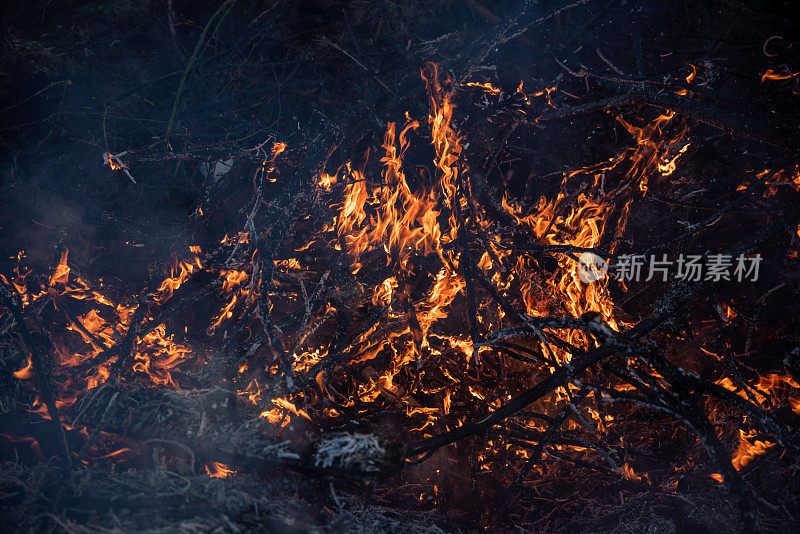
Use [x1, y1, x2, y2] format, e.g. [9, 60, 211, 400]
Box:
[0, 282, 71, 471]
[72, 384, 405, 482]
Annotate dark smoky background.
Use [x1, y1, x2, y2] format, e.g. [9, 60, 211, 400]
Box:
[3, 0, 794, 289]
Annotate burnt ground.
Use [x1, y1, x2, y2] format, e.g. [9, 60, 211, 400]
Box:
[2, 1, 800, 533]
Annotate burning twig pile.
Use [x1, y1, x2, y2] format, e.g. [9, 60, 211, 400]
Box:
[2, 1, 800, 532]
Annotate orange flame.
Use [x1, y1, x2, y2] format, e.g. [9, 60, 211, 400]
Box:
[49, 249, 70, 286]
[205, 462, 234, 478]
[731, 429, 774, 471]
[761, 69, 798, 83]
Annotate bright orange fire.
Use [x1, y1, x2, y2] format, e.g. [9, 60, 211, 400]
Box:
[760, 69, 798, 83]
[205, 462, 234, 478]
[2, 64, 796, 497]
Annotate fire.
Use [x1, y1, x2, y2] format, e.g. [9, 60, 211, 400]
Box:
[621, 463, 642, 482]
[240, 379, 262, 404]
[616, 111, 688, 193]
[675, 64, 697, 95]
[209, 294, 238, 333]
[1, 252, 38, 306]
[272, 142, 287, 157]
[465, 81, 502, 95]
[372, 277, 397, 307]
[731, 429, 774, 471]
[259, 396, 311, 426]
[205, 462, 234, 478]
[131, 324, 194, 387]
[49, 249, 70, 286]
[273, 397, 311, 420]
[155, 250, 203, 302]
[260, 408, 286, 426]
[293, 347, 327, 374]
[0, 434, 44, 459]
[716, 302, 737, 322]
[87, 448, 134, 461]
[686, 64, 697, 84]
[512, 80, 557, 107]
[103, 152, 123, 170]
[658, 142, 690, 176]
[13, 355, 34, 379]
[220, 232, 249, 246]
[318, 172, 337, 190]
[4, 58, 798, 530]
[2, 69, 684, 445]
[715, 373, 800, 408]
[221, 269, 248, 293]
[760, 69, 798, 83]
[274, 258, 302, 270]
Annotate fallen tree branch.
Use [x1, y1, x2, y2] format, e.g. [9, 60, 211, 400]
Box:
[0, 281, 72, 471]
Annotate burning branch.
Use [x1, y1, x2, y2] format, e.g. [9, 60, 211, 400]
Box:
[0, 281, 71, 471]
